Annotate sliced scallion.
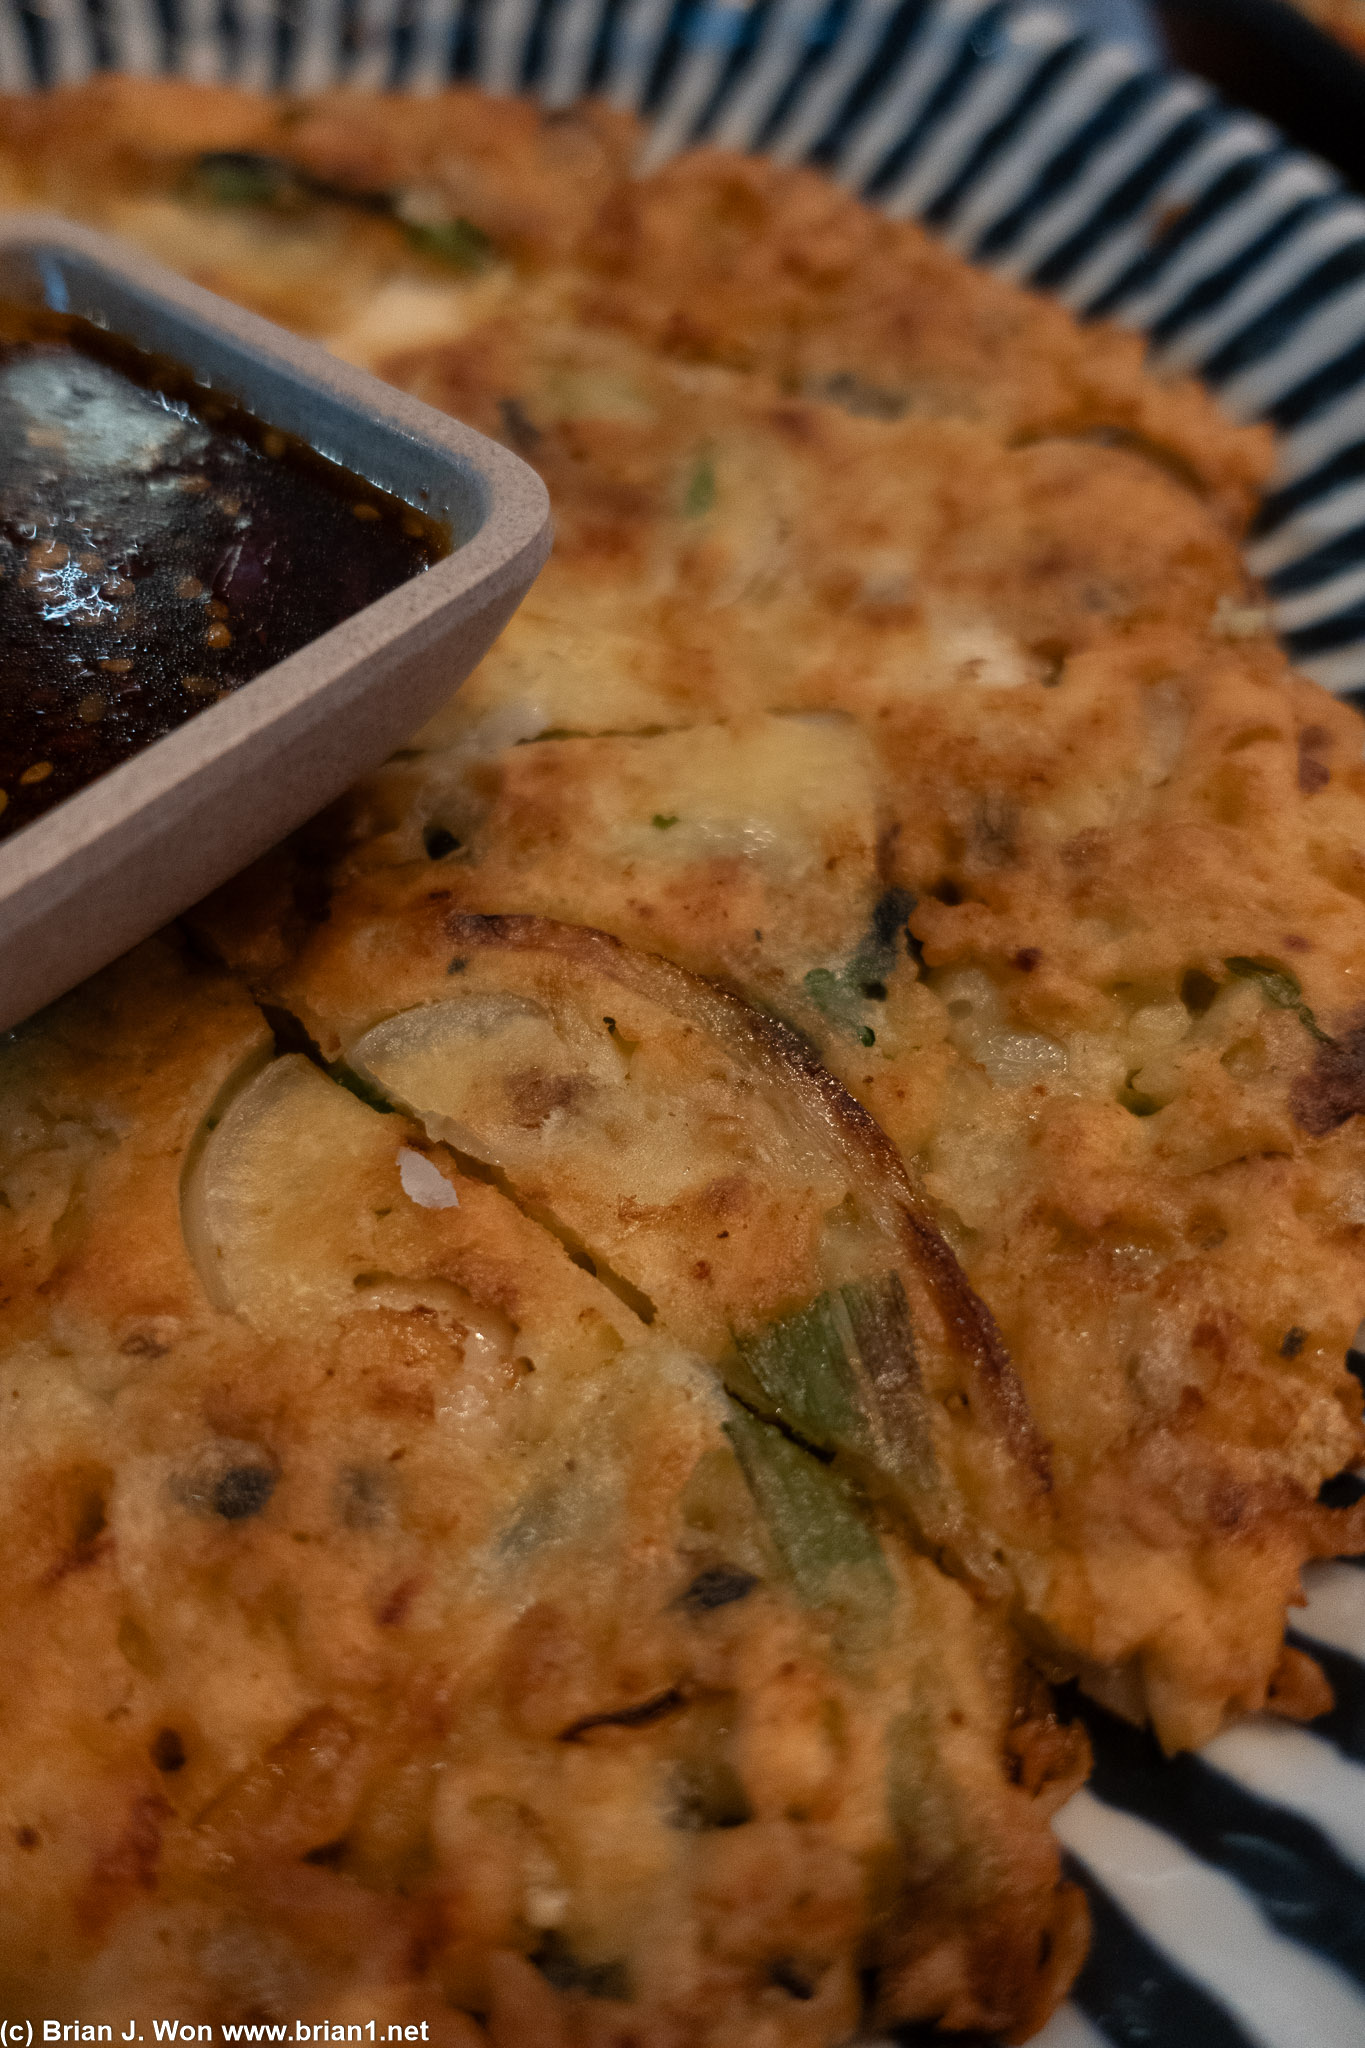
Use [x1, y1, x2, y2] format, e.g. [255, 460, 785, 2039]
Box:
[734, 1290, 866, 1455]
[405, 217, 495, 273]
[1224, 956, 1329, 1043]
[723, 1403, 892, 1629]
[190, 152, 296, 209]
[839, 1273, 936, 1493]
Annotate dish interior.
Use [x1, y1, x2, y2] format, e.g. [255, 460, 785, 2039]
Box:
[0, 292, 450, 840]
[0, 236, 489, 544]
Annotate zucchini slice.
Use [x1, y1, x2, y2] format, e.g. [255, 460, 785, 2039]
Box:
[284, 905, 1049, 1591]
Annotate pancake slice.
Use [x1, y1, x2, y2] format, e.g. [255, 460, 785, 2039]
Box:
[0, 941, 1088, 2039]
[262, 894, 1055, 1596]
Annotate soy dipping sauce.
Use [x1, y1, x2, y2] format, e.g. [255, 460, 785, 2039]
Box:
[0, 300, 449, 843]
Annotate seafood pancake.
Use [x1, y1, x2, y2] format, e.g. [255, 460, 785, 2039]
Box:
[0, 942, 1085, 2039]
[1, 70, 1365, 2035]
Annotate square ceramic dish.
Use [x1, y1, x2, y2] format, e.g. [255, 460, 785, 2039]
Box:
[0, 213, 551, 1031]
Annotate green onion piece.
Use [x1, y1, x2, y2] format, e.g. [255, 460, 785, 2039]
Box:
[839, 1274, 936, 1492]
[734, 1291, 866, 1455]
[731, 1275, 939, 1501]
[652, 813, 679, 830]
[1225, 957, 1304, 1010]
[405, 217, 495, 273]
[885, 1705, 963, 1878]
[1224, 957, 1329, 1043]
[683, 454, 716, 518]
[723, 1404, 892, 1623]
[191, 152, 296, 208]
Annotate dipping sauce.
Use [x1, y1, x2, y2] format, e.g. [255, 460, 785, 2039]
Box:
[0, 301, 448, 842]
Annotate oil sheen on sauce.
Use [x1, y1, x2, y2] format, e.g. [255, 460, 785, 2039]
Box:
[0, 300, 448, 843]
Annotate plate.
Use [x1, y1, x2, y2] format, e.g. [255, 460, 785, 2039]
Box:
[2, 1, 1364, 2041]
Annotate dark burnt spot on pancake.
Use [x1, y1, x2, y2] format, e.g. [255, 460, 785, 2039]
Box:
[769, 1959, 817, 2000]
[300, 1836, 349, 1868]
[503, 1067, 592, 1128]
[667, 1757, 752, 1831]
[119, 1325, 173, 1358]
[870, 885, 916, 954]
[376, 1577, 420, 1627]
[212, 1466, 276, 1520]
[43, 1467, 113, 1585]
[677, 1565, 758, 1612]
[558, 1688, 687, 1743]
[1291, 1023, 1365, 1136]
[530, 1932, 630, 2000]
[1180, 968, 1219, 1016]
[149, 1728, 186, 1773]
[1318, 1468, 1365, 1510]
[1192, 1319, 1230, 1364]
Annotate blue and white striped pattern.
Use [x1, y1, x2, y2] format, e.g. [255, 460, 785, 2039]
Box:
[3, 2, 1365, 2038]
[1037, 1550, 1365, 2048]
